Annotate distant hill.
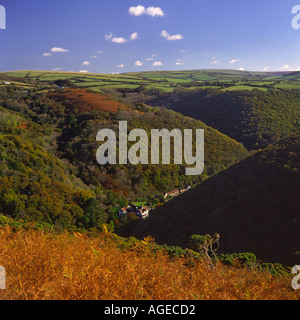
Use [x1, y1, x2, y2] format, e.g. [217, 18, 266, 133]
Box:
[129, 132, 300, 266]
[126, 69, 295, 81]
[2, 69, 300, 94]
[149, 88, 300, 150]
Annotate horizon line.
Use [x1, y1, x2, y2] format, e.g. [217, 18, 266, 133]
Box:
[0, 68, 299, 75]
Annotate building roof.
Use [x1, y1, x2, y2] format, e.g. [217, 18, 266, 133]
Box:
[168, 189, 179, 195]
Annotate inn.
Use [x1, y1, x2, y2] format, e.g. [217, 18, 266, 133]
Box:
[118, 204, 150, 220]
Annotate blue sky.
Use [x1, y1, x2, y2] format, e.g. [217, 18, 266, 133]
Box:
[0, 0, 300, 73]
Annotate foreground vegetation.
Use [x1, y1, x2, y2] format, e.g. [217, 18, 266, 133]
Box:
[0, 225, 298, 300]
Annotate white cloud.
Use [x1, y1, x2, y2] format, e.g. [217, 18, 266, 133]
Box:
[105, 32, 113, 40]
[176, 59, 185, 66]
[117, 64, 125, 68]
[161, 30, 183, 41]
[280, 64, 291, 70]
[238, 67, 245, 71]
[106, 32, 138, 44]
[79, 70, 89, 73]
[211, 60, 219, 65]
[152, 61, 163, 67]
[129, 6, 164, 17]
[161, 30, 169, 38]
[82, 61, 90, 66]
[52, 68, 61, 71]
[134, 60, 143, 67]
[43, 53, 52, 56]
[50, 47, 69, 53]
[263, 67, 270, 71]
[229, 59, 239, 64]
[129, 5, 146, 16]
[146, 54, 157, 61]
[130, 32, 138, 41]
[97, 50, 104, 54]
[112, 37, 128, 43]
[146, 7, 164, 17]
[90, 56, 98, 59]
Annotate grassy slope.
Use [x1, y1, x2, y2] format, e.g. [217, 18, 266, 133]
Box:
[129, 133, 300, 266]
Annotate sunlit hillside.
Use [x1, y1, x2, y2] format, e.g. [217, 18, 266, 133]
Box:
[0, 226, 298, 300]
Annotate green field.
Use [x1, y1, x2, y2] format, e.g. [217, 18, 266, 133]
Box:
[1, 69, 300, 93]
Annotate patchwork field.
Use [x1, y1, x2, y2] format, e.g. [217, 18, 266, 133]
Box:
[2, 69, 300, 93]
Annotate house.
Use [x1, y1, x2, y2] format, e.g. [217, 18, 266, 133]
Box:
[118, 204, 150, 219]
[118, 206, 129, 217]
[163, 186, 191, 199]
[179, 185, 191, 193]
[137, 207, 149, 219]
[2, 81, 10, 85]
[164, 189, 180, 199]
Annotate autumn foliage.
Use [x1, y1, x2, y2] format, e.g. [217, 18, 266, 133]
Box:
[48, 88, 130, 114]
[0, 227, 298, 300]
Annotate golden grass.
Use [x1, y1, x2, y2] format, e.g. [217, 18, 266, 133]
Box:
[0, 227, 298, 300]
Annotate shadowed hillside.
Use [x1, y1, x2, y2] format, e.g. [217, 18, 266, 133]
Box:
[149, 88, 300, 150]
[129, 132, 300, 266]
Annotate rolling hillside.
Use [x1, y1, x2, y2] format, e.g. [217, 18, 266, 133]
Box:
[149, 88, 300, 150]
[0, 84, 248, 231]
[129, 132, 300, 266]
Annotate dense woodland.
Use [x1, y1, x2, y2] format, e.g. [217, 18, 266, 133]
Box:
[0, 85, 247, 232]
[148, 88, 300, 150]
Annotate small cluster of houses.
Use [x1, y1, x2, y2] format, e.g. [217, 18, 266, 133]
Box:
[118, 204, 150, 220]
[118, 186, 191, 221]
[1, 81, 10, 85]
[163, 185, 191, 199]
